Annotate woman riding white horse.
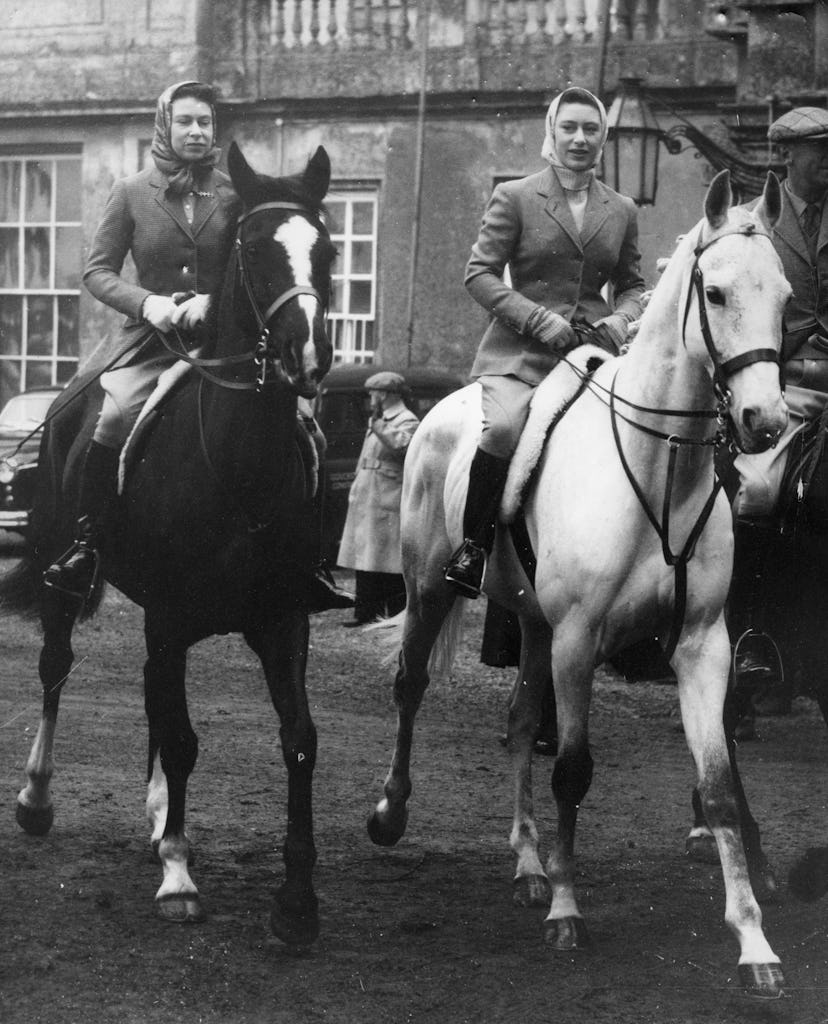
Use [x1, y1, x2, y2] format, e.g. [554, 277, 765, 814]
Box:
[369, 170, 791, 998]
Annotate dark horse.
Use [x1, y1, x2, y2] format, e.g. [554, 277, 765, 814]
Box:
[2, 142, 336, 950]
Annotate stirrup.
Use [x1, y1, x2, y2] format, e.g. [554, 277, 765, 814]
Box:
[43, 542, 100, 602]
[444, 539, 487, 599]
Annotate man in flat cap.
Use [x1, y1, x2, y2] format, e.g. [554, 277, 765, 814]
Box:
[727, 106, 828, 714]
[336, 371, 421, 625]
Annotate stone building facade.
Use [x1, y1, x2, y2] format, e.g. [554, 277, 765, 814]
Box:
[0, 0, 825, 407]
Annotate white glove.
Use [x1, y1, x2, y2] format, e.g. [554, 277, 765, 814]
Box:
[525, 307, 576, 351]
[141, 294, 178, 332]
[171, 293, 211, 329]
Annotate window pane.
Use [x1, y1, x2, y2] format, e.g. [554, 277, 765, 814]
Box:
[0, 296, 22, 355]
[352, 202, 374, 234]
[350, 280, 373, 315]
[0, 162, 20, 223]
[326, 200, 346, 235]
[351, 240, 373, 274]
[26, 361, 53, 389]
[27, 295, 53, 356]
[55, 226, 82, 289]
[24, 227, 50, 288]
[56, 360, 75, 386]
[0, 227, 19, 287]
[57, 295, 79, 357]
[0, 360, 22, 407]
[25, 161, 52, 222]
[55, 160, 81, 221]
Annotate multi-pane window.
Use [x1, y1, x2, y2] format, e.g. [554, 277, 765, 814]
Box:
[326, 189, 377, 364]
[0, 154, 82, 409]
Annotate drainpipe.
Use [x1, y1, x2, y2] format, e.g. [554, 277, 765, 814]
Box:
[405, 0, 431, 369]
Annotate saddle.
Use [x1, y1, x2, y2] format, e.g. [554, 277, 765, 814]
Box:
[500, 343, 612, 523]
[118, 359, 320, 503]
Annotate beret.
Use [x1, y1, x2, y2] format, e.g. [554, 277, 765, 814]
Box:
[364, 371, 407, 393]
[768, 106, 828, 143]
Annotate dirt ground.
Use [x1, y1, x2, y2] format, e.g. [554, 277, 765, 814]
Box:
[1, 555, 828, 1024]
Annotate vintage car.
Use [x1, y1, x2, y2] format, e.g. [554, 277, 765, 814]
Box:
[313, 363, 466, 564]
[0, 386, 62, 535]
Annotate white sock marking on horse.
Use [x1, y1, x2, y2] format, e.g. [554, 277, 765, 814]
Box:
[146, 753, 168, 843]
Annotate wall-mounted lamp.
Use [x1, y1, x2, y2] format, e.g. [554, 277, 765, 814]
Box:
[602, 76, 784, 206]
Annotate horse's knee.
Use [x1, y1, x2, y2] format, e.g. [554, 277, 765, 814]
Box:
[551, 746, 593, 806]
[698, 772, 739, 830]
[159, 729, 199, 780]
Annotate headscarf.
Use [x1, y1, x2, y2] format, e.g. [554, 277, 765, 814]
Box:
[150, 80, 221, 196]
[540, 87, 608, 191]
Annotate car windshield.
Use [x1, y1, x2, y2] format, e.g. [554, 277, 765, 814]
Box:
[0, 392, 56, 432]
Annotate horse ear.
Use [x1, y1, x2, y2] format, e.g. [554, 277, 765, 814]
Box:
[704, 169, 732, 229]
[227, 141, 260, 204]
[303, 146, 331, 204]
[754, 171, 781, 231]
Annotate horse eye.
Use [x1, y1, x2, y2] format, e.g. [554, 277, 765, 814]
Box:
[705, 286, 725, 306]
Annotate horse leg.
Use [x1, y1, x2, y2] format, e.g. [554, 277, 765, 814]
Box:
[673, 628, 784, 998]
[367, 582, 457, 847]
[16, 588, 77, 835]
[244, 611, 319, 951]
[143, 617, 203, 924]
[507, 619, 554, 908]
[686, 679, 778, 899]
[541, 623, 595, 950]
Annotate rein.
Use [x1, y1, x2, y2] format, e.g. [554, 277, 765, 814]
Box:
[603, 223, 778, 660]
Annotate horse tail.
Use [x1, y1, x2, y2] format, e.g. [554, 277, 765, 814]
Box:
[369, 599, 468, 680]
[0, 551, 105, 622]
[0, 554, 42, 619]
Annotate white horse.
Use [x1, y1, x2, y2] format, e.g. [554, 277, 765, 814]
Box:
[367, 171, 792, 998]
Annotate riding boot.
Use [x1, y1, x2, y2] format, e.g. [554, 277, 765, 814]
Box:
[305, 462, 355, 614]
[43, 440, 120, 599]
[728, 516, 786, 706]
[444, 447, 511, 599]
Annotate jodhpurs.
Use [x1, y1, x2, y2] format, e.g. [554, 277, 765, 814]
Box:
[477, 373, 536, 460]
[94, 348, 182, 449]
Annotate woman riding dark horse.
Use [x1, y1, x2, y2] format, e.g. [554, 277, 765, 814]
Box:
[8, 137, 339, 950]
[44, 79, 350, 613]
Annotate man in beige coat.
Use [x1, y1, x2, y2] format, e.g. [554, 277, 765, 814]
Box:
[337, 372, 420, 625]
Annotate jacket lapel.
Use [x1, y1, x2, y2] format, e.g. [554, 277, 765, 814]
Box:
[149, 168, 193, 238]
[539, 168, 582, 250]
[579, 181, 610, 249]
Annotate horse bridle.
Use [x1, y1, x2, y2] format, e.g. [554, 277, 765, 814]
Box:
[162, 200, 328, 391]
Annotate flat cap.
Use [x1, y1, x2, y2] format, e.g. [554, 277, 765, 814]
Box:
[768, 106, 828, 143]
[364, 370, 407, 393]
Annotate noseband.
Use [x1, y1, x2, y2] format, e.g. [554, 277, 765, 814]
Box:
[681, 222, 779, 402]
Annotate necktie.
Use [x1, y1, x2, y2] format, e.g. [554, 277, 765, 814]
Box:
[802, 203, 821, 260]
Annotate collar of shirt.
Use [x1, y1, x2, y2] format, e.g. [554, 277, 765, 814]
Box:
[784, 178, 825, 220]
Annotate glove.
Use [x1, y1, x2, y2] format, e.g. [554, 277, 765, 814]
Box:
[592, 314, 630, 354]
[525, 307, 576, 351]
[141, 294, 178, 332]
[171, 293, 211, 330]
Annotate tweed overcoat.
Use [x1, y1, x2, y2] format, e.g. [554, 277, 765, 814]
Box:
[83, 165, 239, 364]
[467, 166, 645, 384]
[336, 407, 421, 574]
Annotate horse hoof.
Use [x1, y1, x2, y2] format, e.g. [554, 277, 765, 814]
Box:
[685, 830, 718, 864]
[542, 916, 591, 950]
[16, 800, 54, 836]
[789, 847, 828, 902]
[366, 805, 408, 847]
[513, 874, 551, 907]
[270, 891, 319, 950]
[738, 962, 785, 999]
[156, 892, 206, 924]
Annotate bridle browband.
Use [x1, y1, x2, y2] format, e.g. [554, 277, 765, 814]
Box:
[161, 199, 327, 391]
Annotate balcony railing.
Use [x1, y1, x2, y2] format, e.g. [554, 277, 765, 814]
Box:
[265, 1, 710, 51]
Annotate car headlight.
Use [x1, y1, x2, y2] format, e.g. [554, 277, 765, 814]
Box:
[0, 456, 18, 483]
